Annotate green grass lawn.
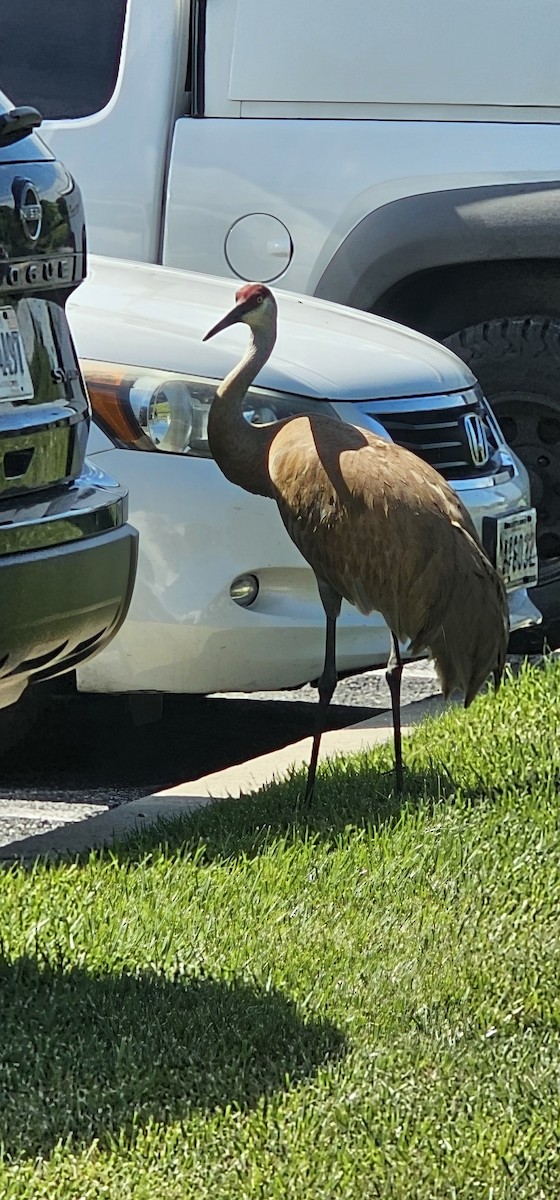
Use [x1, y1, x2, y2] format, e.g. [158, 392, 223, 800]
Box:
[1, 662, 559, 1198]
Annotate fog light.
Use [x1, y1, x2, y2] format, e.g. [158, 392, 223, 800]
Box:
[230, 574, 259, 607]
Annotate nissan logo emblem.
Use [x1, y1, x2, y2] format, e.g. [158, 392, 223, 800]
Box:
[13, 177, 42, 243]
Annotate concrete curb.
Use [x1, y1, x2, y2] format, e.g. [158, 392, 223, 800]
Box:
[0, 692, 449, 862]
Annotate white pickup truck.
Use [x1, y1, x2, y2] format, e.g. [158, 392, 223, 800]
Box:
[1, 0, 557, 640]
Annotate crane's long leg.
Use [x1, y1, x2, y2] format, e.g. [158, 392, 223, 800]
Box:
[304, 583, 341, 805]
[386, 632, 404, 793]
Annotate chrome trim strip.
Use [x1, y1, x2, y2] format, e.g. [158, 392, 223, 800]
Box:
[0, 404, 83, 434]
[411, 440, 462, 450]
[0, 488, 128, 556]
[451, 468, 514, 491]
[355, 390, 478, 415]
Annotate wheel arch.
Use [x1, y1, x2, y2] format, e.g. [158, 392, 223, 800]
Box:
[314, 181, 560, 337]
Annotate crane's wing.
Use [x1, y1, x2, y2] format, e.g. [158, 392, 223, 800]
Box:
[268, 414, 508, 701]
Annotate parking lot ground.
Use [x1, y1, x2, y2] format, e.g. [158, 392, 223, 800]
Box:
[0, 687, 448, 863]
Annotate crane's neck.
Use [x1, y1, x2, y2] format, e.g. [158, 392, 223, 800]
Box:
[207, 322, 277, 498]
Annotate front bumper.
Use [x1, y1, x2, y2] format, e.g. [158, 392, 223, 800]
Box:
[0, 462, 138, 709]
[75, 446, 540, 696]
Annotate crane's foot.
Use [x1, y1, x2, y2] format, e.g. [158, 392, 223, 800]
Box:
[302, 781, 316, 806]
[386, 633, 404, 795]
[302, 731, 321, 806]
[302, 596, 339, 807]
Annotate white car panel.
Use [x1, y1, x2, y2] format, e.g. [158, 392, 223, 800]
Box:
[68, 256, 540, 696]
[78, 440, 537, 695]
[69, 256, 477, 400]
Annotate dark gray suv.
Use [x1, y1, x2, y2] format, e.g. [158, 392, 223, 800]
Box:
[0, 93, 137, 715]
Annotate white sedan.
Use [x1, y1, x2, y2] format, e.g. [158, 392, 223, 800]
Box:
[67, 256, 540, 697]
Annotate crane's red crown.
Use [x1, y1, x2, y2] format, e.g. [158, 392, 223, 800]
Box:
[235, 283, 272, 308]
[203, 283, 275, 341]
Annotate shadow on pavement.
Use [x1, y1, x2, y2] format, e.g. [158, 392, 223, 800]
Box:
[0, 689, 379, 805]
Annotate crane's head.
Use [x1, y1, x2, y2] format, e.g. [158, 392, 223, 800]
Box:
[203, 283, 277, 341]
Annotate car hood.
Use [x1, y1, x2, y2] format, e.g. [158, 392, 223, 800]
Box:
[68, 256, 477, 402]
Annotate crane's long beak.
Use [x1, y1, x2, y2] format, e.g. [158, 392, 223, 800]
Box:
[202, 302, 244, 340]
[203, 296, 254, 340]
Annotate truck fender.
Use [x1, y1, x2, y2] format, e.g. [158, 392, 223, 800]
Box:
[314, 180, 560, 311]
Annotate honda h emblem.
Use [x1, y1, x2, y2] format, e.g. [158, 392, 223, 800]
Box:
[464, 413, 490, 468]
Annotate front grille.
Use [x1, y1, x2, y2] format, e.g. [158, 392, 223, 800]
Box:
[358, 392, 501, 481]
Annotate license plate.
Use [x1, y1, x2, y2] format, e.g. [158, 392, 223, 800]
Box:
[0, 306, 34, 402]
[485, 508, 538, 590]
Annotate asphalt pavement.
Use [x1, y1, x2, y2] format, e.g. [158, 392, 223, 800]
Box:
[0, 662, 441, 858]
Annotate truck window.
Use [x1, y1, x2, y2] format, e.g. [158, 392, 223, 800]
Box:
[229, 0, 560, 109]
[0, 0, 128, 119]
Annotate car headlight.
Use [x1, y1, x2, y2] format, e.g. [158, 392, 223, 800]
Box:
[82, 361, 337, 456]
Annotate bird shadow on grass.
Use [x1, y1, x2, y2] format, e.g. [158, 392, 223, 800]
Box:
[0, 954, 345, 1161]
[113, 750, 481, 867]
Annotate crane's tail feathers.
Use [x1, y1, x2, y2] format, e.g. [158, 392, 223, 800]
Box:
[409, 565, 508, 709]
[465, 659, 504, 709]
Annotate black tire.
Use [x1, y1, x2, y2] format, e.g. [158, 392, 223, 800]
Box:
[444, 316, 560, 651]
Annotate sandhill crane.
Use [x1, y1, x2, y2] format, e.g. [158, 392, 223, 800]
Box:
[204, 284, 508, 800]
